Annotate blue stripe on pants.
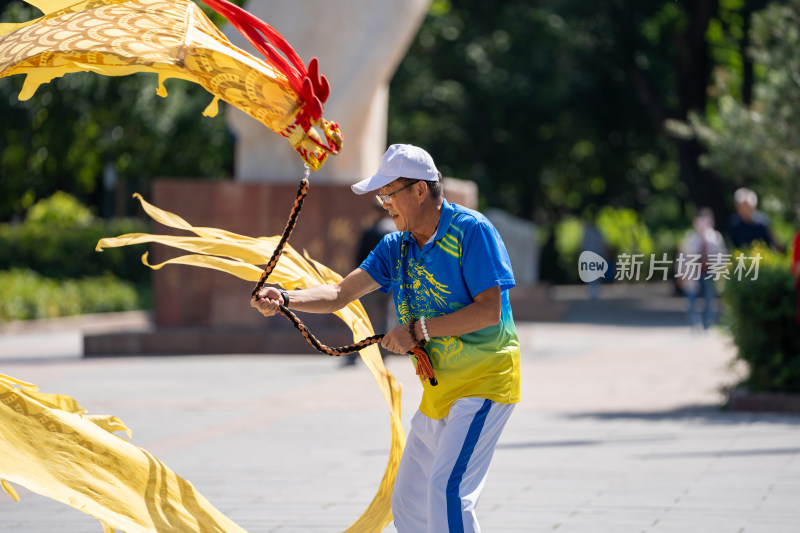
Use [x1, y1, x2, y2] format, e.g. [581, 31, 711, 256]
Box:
[446, 399, 492, 533]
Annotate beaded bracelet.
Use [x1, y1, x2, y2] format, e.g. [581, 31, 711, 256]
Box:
[420, 315, 431, 342]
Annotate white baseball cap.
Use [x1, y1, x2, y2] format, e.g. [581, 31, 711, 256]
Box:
[351, 144, 439, 195]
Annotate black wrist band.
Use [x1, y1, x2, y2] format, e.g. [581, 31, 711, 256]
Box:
[278, 288, 289, 307]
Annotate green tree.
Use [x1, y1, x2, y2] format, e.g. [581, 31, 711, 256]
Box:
[677, 0, 800, 225]
[388, 0, 772, 232]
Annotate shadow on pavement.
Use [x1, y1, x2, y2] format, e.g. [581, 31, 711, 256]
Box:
[497, 434, 674, 450]
[568, 404, 800, 425]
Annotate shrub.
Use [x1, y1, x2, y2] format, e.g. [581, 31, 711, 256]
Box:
[25, 191, 94, 228]
[552, 207, 657, 283]
[0, 193, 152, 322]
[0, 217, 151, 285]
[595, 206, 655, 259]
[554, 216, 584, 282]
[0, 269, 147, 322]
[722, 245, 800, 393]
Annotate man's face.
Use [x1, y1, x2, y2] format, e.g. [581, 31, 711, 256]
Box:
[378, 180, 417, 232]
[736, 201, 755, 222]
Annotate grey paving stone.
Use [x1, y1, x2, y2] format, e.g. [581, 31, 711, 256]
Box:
[1, 317, 799, 532]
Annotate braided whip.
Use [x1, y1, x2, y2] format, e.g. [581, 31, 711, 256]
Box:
[251, 165, 438, 386]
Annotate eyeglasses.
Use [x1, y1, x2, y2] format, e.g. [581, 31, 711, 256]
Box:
[376, 181, 416, 205]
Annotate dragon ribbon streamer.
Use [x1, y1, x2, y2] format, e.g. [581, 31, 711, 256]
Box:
[0, 0, 343, 170]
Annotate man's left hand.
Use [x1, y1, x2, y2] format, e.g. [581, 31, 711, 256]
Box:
[381, 323, 416, 354]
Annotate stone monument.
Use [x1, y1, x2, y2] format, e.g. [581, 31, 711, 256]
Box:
[225, 0, 432, 183]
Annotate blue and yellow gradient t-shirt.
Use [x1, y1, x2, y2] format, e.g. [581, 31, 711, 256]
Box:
[360, 200, 521, 419]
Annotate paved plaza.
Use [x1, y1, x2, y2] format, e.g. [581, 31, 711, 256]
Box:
[1, 285, 799, 532]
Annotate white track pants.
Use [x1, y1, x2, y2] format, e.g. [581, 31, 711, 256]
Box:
[391, 397, 515, 533]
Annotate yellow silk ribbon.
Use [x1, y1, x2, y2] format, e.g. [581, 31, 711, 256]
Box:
[0, 373, 247, 533]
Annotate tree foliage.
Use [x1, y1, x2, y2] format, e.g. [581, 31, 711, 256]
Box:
[388, 0, 780, 232]
[678, 0, 800, 224]
[390, 0, 674, 224]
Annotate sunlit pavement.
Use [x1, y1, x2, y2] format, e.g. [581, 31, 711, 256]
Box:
[1, 289, 799, 532]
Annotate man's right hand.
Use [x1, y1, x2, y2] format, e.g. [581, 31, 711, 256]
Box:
[250, 287, 283, 317]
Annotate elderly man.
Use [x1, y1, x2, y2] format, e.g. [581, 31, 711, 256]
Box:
[728, 187, 776, 249]
[252, 144, 521, 532]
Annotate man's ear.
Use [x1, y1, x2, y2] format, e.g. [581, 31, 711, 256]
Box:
[415, 181, 429, 204]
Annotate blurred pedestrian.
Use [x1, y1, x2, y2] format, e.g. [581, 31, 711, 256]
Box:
[677, 208, 727, 329]
[728, 188, 776, 249]
[580, 211, 609, 299]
